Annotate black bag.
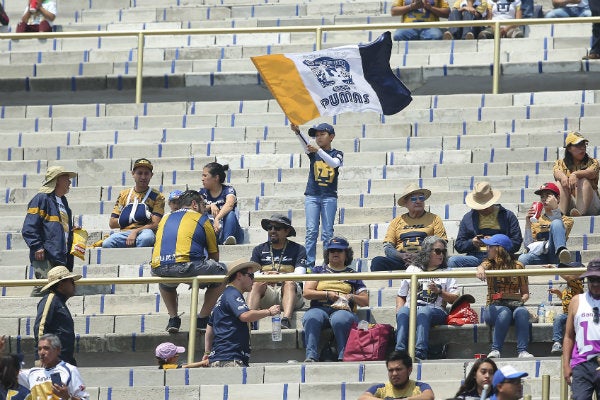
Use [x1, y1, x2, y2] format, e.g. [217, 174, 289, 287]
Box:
[492, 299, 524, 311]
[427, 343, 448, 359]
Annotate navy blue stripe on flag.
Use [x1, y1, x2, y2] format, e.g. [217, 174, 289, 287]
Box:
[358, 31, 412, 115]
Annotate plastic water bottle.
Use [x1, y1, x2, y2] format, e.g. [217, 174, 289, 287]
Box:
[272, 314, 282, 342]
[357, 320, 369, 331]
[538, 302, 546, 323]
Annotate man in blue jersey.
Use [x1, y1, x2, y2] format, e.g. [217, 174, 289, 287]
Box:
[151, 190, 227, 334]
[202, 259, 280, 367]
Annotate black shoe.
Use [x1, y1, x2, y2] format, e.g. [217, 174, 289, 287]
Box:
[281, 317, 291, 329]
[166, 316, 181, 333]
[197, 316, 208, 331]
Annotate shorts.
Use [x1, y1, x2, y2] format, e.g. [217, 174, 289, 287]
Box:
[152, 259, 226, 291]
[259, 282, 305, 310]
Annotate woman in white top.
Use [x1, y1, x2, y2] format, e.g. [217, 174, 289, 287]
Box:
[394, 236, 459, 360]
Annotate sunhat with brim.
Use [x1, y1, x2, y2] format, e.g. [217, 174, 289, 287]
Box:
[39, 166, 77, 194]
[534, 182, 560, 197]
[465, 181, 501, 210]
[397, 184, 432, 207]
[448, 294, 476, 314]
[41, 266, 82, 292]
[225, 259, 261, 281]
[492, 365, 528, 387]
[564, 131, 588, 148]
[481, 234, 513, 253]
[260, 214, 296, 237]
[579, 258, 600, 279]
[155, 342, 185, 360]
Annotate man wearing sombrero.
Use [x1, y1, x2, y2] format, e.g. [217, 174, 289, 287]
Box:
[34, 266, 81, 366]
[370, 184, 447, 271]
[448, 182, 522, 268]
[22, 166, 77, 295]
[248, 214, 307, 329]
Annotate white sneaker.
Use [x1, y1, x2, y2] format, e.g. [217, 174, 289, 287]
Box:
[518, 351, 534, 358]
[224, 236, 237, 245]
[487, 350, 501, 358]
[551, 342, 563, 355]
[558, 248, 571, 264]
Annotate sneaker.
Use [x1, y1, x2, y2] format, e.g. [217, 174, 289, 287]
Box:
[281, 317, 291, 329]
[197, 316, 208, 331]
[518, 351, 534, 358]
[443, 31, 453, 40]
[583, 53, 600, 60]
[570, 208, 581, 217]
[464, 32, 474, 40]
[558, 248, 572, 264]
[487, 350, 501, 358]
[166, 316, 181, 333]
[303, 358, 317, 363]
[551, 342, 563, 355]
[0, 4, 9, 26]
[478, 31, 492, 40]
[224, 236, 237, 245]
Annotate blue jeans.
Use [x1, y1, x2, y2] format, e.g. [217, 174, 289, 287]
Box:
[393, 27, 444, 41]
[520, 0, 534, 18]
[590, 0, 600, 55]
[102, 229, 156, 248]
[483, 305, 530, 353]
[447, 253, 487, 268]
[446, 9, 481, 38]
[217, 210, 244, 245]
[571, 359, 600, 400]
[552, 312, 568, 342]
[302, 306, 357, 361]
[395, 305, 447, 359]
[518, 219, 568, 265]
[545, 6, 591, 17]
[305, 195, 337, 267]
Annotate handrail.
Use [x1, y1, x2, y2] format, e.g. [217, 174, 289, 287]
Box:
[0, 267, 583, 400]
[1, 17, 599, 100]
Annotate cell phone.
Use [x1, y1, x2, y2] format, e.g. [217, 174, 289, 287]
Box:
[50, 372, 62, 386]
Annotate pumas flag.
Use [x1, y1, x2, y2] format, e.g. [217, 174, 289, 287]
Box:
[251, 31, 412, 126]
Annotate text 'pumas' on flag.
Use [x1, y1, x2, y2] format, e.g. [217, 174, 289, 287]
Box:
[251, 31, 412, 126]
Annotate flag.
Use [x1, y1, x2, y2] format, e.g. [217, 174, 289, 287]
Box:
[251, 31, 412, 126]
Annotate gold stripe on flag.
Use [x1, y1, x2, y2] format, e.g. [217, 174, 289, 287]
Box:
[251, 54, 320, 126]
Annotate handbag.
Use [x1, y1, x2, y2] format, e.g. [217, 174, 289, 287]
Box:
[447, 294, 479, 326]
[342, 323, 394, 362]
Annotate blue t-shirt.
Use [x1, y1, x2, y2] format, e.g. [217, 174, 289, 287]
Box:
[208, 285, 251, 365]
[199, 185, 238, 211]
[304, 149, 343, 198]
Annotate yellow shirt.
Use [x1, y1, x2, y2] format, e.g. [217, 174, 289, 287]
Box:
[392, 0, 450, 22]
[383, 212, 447, 252]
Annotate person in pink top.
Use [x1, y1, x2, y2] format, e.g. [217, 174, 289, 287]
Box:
[563, 258, 600, 399]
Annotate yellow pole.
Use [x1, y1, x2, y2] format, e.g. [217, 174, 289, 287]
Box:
[316, 27, 322, 51]
[408, 275, 419, 360]
[187, 277, 200, 365]
[542, 374, 550, 400]
[523, 395, 531, 400]
[492, 20, 501, 94]
[560, 357, 568, 400]
[135, 32, 145, 104]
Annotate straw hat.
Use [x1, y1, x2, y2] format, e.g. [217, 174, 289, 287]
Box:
[465, 182, 501, 210]
[39, 166, 77, 194]
[397, 183, 431, 207]
[41, 266, 82, 292]
[225, 259, 261, 281]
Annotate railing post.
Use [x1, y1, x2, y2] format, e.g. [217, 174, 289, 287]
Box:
[560, 357, 568, 400]
[315, 27, 322, 51]
[408, 274, 419, 360]
[135, 32, 145, 104]
[187, 276, 200, 365]
[542, 374, 550, 400]
[492, 20, 501, 94]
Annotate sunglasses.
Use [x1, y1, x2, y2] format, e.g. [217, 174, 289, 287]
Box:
[432, 248, 447, 255]
[267, 225, 285, 231]
[594, 307, 599, 324]
[588, 277, 600, 283]
[409, 195, 426, 203]
[242, 272, 255, 279]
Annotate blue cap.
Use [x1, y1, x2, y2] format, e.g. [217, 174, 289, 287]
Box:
[492, 365, 528, 387]
[327, 236, 349, 250]
[481, 234, 512, 252]
[308, 123, 335, 137]
[168, 190, 183, 202]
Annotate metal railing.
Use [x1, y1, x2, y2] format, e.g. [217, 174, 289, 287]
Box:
[0, 266, 585, 400]
[1, 17, 599, 102]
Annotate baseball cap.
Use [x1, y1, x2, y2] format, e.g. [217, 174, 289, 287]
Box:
[564, 131, 588, 148]
[308, 123, 335, 137]
[492, 365, 528, 387]
[580, 258, 600, 279]
[327, 236, 349, 250]
[133, 158, 153, 172]
[481, 234, 513, 253]
[168, 190, 183, 202]
[534, 182, 560, 197]
[155, 342, 185, 360]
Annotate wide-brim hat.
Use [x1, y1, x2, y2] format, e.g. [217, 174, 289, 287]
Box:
[580, 258, 600, 279]
[564, 131, 588, 148]
[41, 266, 82, 292]
[397, 183, 431, 207]
[39, 166, 77, 194]
[225, 258, 261, 281]
[260, 214, 296, 237]
[448, 294, 476, 314]
[465, 181, 501, 210]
